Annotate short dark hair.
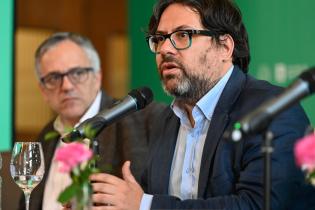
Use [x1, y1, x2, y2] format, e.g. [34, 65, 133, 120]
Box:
[148, 0, 250, 73]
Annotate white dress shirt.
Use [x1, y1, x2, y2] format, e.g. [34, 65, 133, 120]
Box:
[169, 67, 233, 200]
[42, 91, 102, 210]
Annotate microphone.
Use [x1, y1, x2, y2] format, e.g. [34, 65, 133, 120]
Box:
[62, 87, 153, 142]
[230, 66, 315, 142]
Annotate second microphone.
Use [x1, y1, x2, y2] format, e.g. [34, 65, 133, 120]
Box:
[62, 87, 153, 142]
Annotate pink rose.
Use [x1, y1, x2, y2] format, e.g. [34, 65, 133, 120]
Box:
[294, 133, 315, 171]
[55, 142, 93, 173]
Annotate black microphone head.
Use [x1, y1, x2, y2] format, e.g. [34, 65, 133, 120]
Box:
[61, 129, 83, 143]
[128, 87, 153, 109]
[299, 66, 315, 93]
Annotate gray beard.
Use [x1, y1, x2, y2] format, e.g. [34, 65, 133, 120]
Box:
[162, 70, 218, 105]
[159, 53, 219, 105]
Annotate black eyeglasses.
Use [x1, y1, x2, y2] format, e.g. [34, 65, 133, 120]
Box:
[40, 67, 94, 90]
[146, 29, 214, 54]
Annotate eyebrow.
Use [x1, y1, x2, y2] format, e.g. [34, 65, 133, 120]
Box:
[41, 66, 83, 78]
[49, 66, 83, 74]
[155, 25, 195, 34]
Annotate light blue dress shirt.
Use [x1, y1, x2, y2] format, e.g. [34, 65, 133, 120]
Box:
[140, 66, 233, 209]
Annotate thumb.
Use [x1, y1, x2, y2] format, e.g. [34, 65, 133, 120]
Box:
[122, 161, 137, 183]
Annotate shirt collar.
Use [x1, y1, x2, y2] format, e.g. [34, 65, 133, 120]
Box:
[53, 91, 102, 134]
[172, 65, 234, 123]
[197, 65, 233, 120]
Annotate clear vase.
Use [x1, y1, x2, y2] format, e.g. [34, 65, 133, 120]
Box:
[73, 182, 92, 210]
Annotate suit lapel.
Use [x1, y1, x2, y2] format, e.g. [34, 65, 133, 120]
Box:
[151, 109, 180, 194]
[40, 127, 60, 188]
[198, 66, 246, 196]
[99, 90, 115, 110]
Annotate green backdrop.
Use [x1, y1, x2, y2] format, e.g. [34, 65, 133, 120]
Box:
[129, 0, 315, 125]
[0, 0, 14, 151]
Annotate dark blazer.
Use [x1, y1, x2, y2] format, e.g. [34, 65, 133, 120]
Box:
[18, 90, 165, 210]
[142, 66, 315, 210]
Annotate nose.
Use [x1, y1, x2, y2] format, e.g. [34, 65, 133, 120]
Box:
[159, 38, 177, 55]
[60, 75, 75, 90]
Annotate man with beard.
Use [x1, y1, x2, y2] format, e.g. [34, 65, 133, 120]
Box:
[69, 0, 315, 210]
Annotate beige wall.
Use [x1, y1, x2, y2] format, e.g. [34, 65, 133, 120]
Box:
[15, 28, 54, 135]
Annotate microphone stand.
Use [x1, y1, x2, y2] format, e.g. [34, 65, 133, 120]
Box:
[261, 130, 274, 210]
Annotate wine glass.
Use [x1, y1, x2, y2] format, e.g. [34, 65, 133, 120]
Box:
[10, 142, 45, 210]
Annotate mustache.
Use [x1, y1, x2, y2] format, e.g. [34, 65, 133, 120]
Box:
[158, 54, 185, 71]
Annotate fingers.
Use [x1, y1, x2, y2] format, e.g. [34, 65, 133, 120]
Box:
[92, 205, 116, 210]
[92, 193, 116, 206]
[122, 161, 137, 184]
[89, 161, 142, 210]
[92, 182, 117, 194]
[62, 202, 71, 208]
[90, 173, 124, 186]
[90, 172, 127, 207]
[92, 189, 130, 208]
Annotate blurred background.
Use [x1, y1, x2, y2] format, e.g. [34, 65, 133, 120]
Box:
[1, 0, 315, 209]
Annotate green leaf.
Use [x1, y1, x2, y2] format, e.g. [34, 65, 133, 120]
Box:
[64, 126, 74, 133]
[83, 124, 97, 139]
[80, 165, 99, 181]
[79, 169, 90, 182]
[44, 131, 59, 142]
[72, 166, 81, 177]
[57, 183, 81, 203]
[308, 170, 315, 180]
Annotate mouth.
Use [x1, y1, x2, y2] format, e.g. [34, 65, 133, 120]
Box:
[160, 62, 181, 77]
[61, 97, 79, 104]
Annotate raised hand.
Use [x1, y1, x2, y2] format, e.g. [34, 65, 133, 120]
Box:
[90, 161, 144, 210]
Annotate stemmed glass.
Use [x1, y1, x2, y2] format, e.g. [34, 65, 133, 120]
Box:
[10, 142, 45, 210]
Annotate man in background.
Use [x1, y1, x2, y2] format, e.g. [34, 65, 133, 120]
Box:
[18, 32, 163, 210]
[86, 0, 315, 209]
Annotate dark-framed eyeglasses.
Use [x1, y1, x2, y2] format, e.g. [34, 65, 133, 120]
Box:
[40, 67, 94, 90]
[146, 29, 214, 54]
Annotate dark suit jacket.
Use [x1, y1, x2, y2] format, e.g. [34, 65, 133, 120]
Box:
[142, 66, 315, 210]
[18, 90, 165, 210]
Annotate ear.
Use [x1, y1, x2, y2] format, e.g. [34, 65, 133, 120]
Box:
[219, 34, 234, 62]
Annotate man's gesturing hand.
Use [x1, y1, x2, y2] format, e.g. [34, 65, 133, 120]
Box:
[90, 161, 144, 210]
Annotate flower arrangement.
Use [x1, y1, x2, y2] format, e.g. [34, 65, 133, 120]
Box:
[55, 142, 99, 210]
[294, 132, 315, 185]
